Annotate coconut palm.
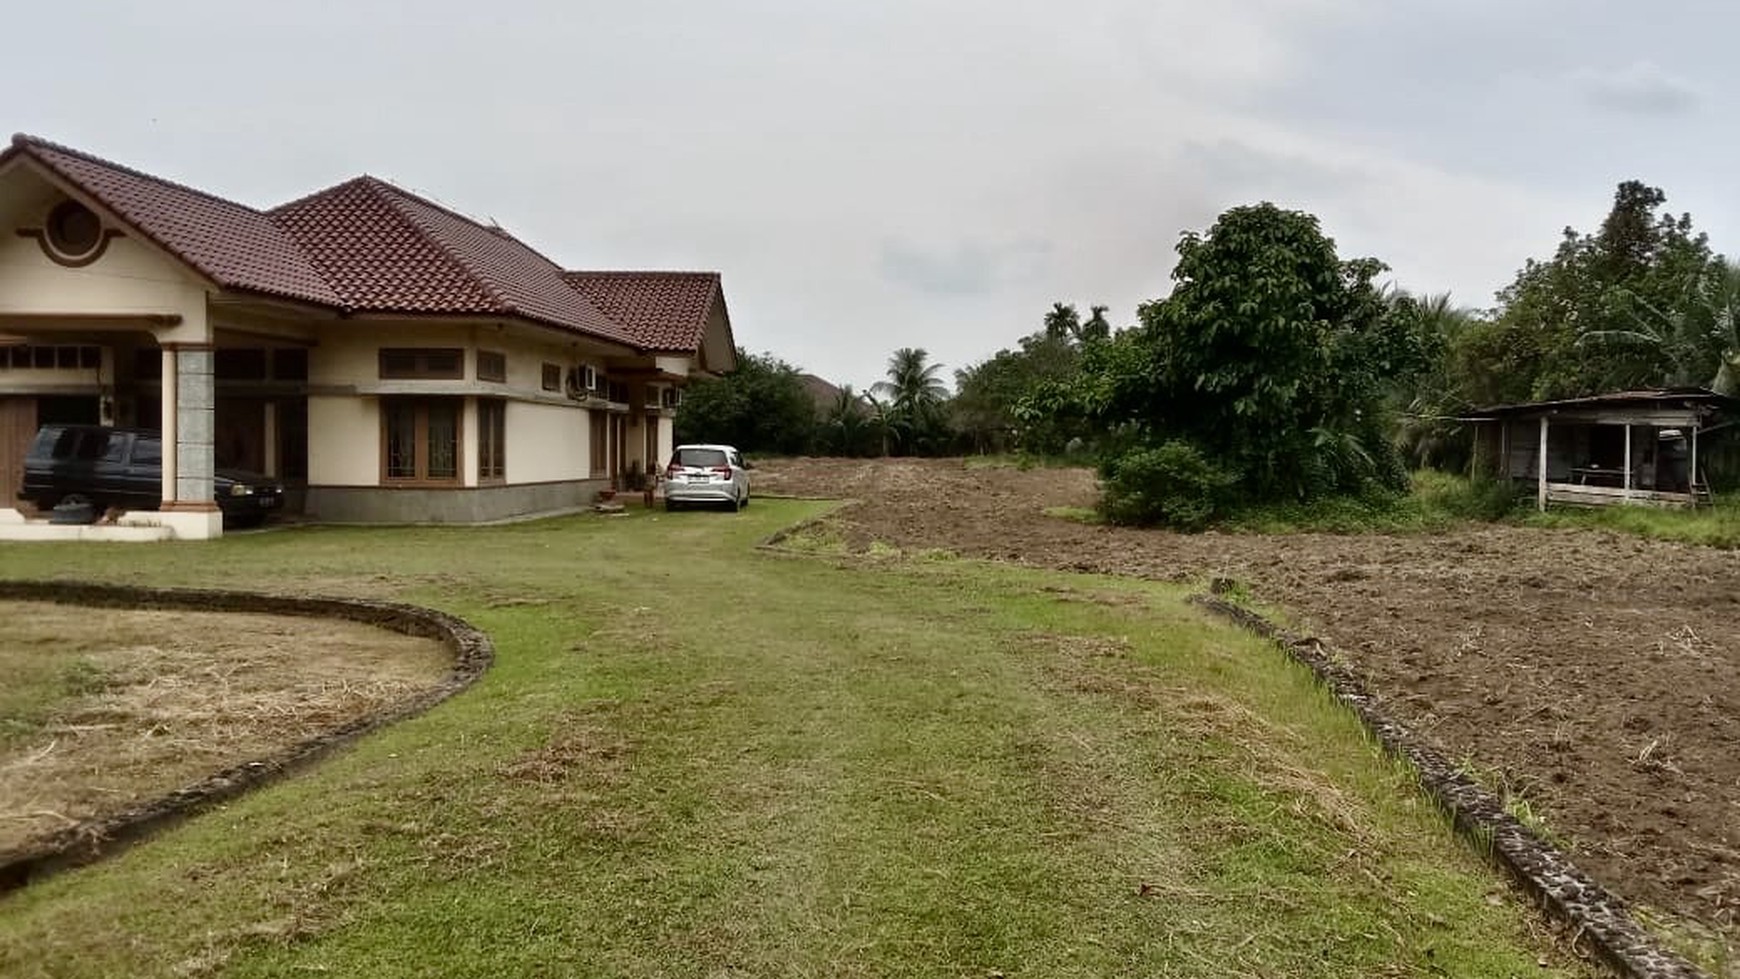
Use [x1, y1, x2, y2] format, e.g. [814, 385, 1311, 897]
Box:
[872, 348, 948, 453]
[823, 385, 872, 456]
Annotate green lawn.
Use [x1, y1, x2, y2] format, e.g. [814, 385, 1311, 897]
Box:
[0, 503, 1590, 978]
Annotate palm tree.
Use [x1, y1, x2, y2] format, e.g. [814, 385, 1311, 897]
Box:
[1580, 258, 1740, 394]
[823, 385, 869, 456]
[863, 392, 896, 457]
[872, 348, 948, 453]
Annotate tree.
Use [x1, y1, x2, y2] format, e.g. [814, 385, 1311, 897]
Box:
[1079, 305, 1112, 344]
[819, 384, 876, 456]
[1473, 180, 1715, 401]
[1042, 303, 1080, 341]
[1580, 257, 1740, 395]
[1389, 292, 1479, 470]
[956, 302, 1113, 455]
[1041, 202, 1428, 521]
[674, 348, 817, 455]
[872, 348, 950, 454]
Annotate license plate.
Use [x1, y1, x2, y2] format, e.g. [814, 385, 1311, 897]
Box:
[259, 497, 280, 508]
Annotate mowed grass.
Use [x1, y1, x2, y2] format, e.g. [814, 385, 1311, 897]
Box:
[0, 503, 1591, 978]
[1523, 491, 1740, 548]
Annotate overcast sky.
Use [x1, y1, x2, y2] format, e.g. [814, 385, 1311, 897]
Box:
[8, 1, 1736, 391]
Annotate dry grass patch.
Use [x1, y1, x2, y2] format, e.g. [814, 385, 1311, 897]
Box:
[0, 600, 449, 854]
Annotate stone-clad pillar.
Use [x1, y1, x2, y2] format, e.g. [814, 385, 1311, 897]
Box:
[174, 346, 216, 507]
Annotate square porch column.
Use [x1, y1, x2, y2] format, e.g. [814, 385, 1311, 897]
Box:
[157, 344, 221, 538]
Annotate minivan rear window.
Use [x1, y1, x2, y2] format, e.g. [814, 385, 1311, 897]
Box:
[673, 448, 728, 468]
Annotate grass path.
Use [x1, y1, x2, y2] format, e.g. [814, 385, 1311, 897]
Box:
[0, 502, 1589, 977]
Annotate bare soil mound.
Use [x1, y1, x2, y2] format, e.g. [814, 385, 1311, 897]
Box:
[757, 456, 1740, 954]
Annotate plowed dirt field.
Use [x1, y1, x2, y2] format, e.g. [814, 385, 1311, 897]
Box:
[755, 456, 1740, 959]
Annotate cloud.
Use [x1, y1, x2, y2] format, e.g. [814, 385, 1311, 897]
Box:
[1574, 61, 1702, 115]
[878, 238, 1053, 297]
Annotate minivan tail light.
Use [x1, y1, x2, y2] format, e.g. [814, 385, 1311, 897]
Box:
[711, 466, 731, 478]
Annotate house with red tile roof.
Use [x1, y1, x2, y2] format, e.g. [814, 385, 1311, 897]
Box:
[0, 134, 735, 536]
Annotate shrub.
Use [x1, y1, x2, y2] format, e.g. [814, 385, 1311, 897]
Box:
[1099, 441, 1238, 529]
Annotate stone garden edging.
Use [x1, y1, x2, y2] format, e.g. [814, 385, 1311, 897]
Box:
[1191, 593, 1704, 979]
[0, 581, 494, 894]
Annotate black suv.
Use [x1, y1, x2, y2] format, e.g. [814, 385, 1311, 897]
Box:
[18, 424, 284, 525]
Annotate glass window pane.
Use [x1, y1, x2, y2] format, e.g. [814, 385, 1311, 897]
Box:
[386, 401, 418, 479]
[426, 402, 458, 480]
[425, 351, 462, 378]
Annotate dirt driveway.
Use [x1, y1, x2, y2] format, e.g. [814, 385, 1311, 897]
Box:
[755, 457, 1740, 956]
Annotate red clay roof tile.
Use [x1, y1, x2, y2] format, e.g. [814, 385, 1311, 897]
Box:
[4, 134, 723, 355]
[8, 135, 342, 307]
[562, 271, 722, 352]
[272, 178, 635, 345]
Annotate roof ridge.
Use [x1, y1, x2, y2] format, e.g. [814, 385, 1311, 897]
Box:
[365, 178, 519, 312]
[364, 178, 514, 313]
[366, 177, 585, 279]
[12, 133, 268, 216]
[565, 269, 722, 277]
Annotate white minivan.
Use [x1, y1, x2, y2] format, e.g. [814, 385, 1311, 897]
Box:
[663, 444, 750, 511]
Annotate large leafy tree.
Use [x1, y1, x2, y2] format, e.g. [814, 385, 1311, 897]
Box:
[1466, 180, 1716, 403]
[674, 348, 817, 455]
[1049, 203, 1429, 517]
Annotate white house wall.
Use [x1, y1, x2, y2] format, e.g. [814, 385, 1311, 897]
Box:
[0, 165, 209, 342]
[306, 394, 379, 485]
[506, 400, 589, 483]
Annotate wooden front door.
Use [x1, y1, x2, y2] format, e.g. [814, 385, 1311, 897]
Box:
[0, 397, 38, 513]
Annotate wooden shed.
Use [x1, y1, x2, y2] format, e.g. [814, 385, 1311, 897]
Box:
[1466, 388, 1736, 510]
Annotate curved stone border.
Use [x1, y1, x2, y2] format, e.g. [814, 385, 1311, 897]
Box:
[0, 581, 494, 895]
[1192, 594, 1704, 979]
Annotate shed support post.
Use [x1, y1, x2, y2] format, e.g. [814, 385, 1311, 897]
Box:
[1538, 415, 1549, 512]
[1692, 426, 1700, 505]
[1622, 424, 1633, 501]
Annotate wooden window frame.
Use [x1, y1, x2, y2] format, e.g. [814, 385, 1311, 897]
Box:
[378, 347, 464, 380]
[541, 363, 562, 392]
[380, 396, 464, 485]
[478, 398, 507, 482]
[477, 349, 507, 384]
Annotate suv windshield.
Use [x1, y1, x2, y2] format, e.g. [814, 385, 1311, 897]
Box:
[673, 448, 728, 468]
